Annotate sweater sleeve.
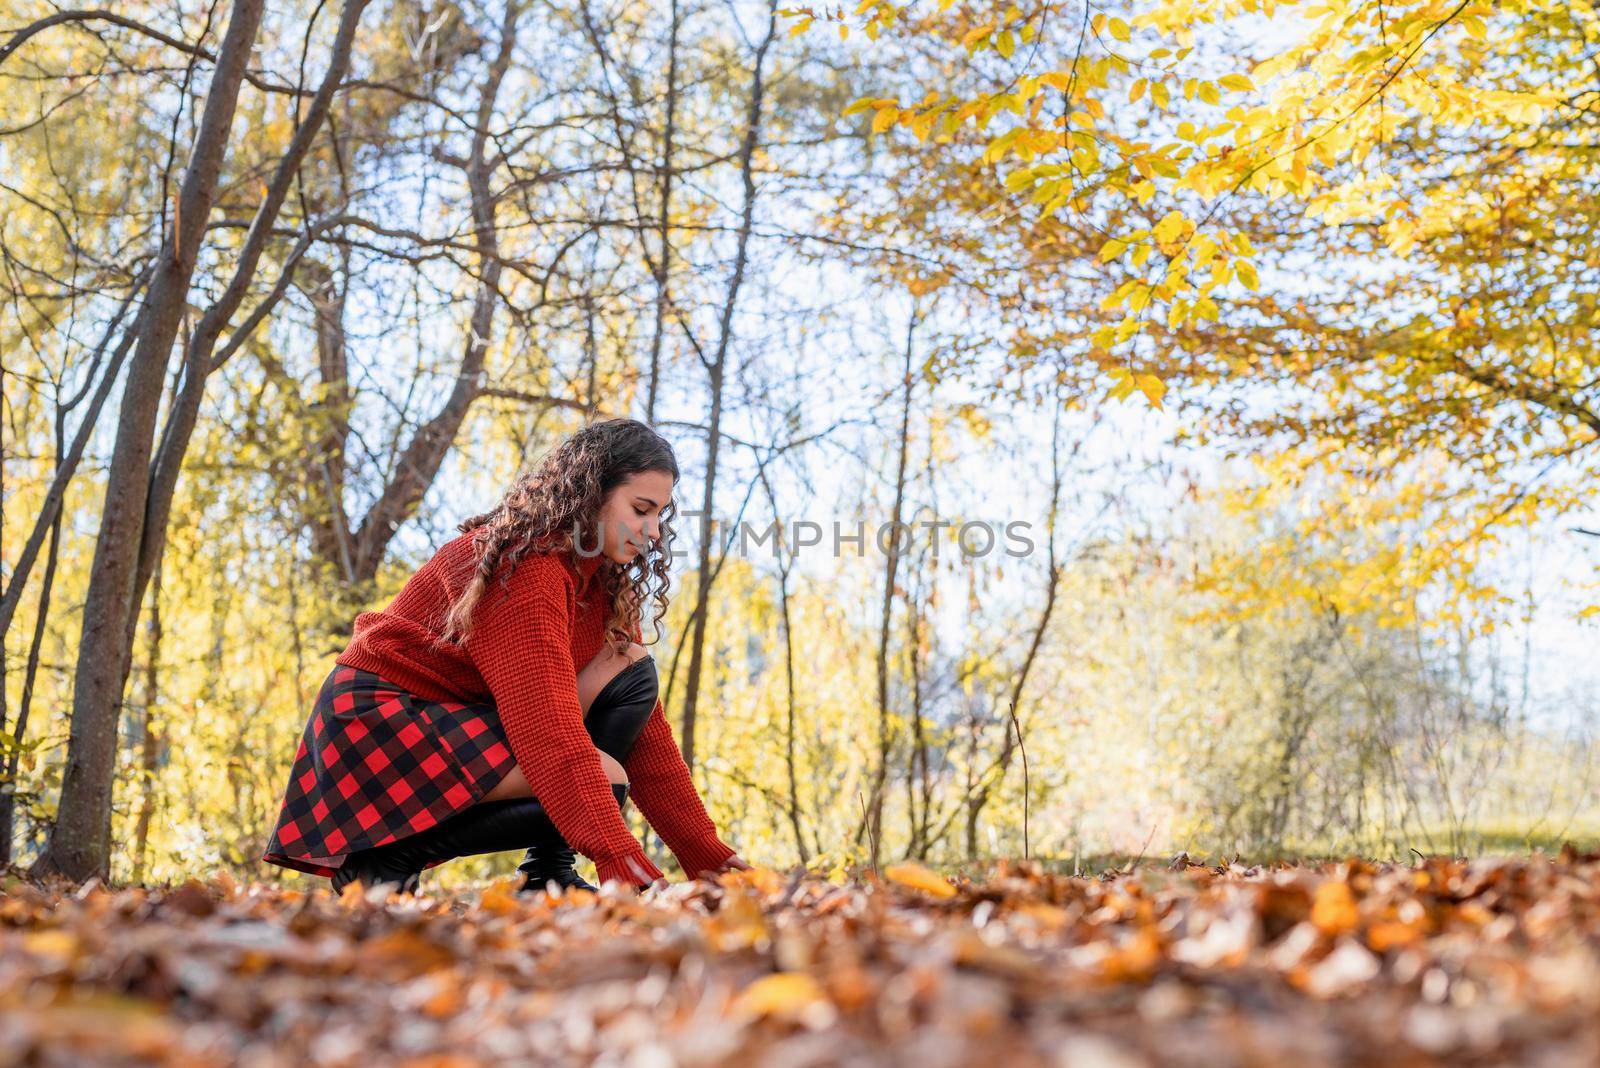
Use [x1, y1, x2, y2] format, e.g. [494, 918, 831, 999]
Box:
[620, 621, 737, 878]
[466, 558, 665, 887]
[624, 698, 739, 879]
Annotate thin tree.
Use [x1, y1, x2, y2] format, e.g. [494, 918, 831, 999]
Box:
[31, 0, 383, 881]
[754, 447, 815, 863]
[856, 302, 919, 868]
[963, 378, 1067, 858]
[677, 0, 778, 772]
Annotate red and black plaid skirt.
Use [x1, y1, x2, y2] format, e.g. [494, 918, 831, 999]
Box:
[262, 664, 518, 879]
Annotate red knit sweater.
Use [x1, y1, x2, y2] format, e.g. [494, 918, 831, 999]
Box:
[333, 531, 736, 887]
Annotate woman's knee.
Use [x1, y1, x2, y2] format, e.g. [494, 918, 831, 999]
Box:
[580, 643, 650, 712]
[583, 642, 648, 675]
[590, 672, 656, 758]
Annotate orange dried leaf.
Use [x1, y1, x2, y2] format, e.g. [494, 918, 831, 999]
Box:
[732, 971, 830, 1020]
[884, 860, 955, 897]
[1312, 881, 1360, 935]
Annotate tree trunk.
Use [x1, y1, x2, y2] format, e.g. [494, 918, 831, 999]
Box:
[677, 0, 776, 773]
[905, 575, 929, 859]
[755, 461, 811, 863]
[298, 253, 354, 581]
[133, 0, 371, 648]
[856, 305, 918, 869]
[131, 552, 166, 883]
[31, 0, 267, 882]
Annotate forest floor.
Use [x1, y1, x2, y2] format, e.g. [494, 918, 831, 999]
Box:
[3, 849, 1599, 1067]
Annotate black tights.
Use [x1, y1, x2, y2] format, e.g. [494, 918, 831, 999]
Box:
[581, 652, 659, 772]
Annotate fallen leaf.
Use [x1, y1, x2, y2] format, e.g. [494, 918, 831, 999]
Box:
[885, 860, 956, 898]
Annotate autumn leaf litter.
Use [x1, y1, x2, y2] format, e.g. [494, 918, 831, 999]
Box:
[3, 850, 1599, 1066]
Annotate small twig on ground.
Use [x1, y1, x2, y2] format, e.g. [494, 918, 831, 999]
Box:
[1125, 824, 1159, 875]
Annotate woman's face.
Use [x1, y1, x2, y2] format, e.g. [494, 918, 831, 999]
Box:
[597, 470, 675, 564]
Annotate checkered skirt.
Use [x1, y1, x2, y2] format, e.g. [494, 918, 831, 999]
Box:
[262, 664, 517, 879]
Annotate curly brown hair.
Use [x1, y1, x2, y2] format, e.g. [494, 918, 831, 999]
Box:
[436, 418, 680, 654]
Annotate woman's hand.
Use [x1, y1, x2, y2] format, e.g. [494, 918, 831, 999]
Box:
[622, 854, 669, 894]
[700, 853, 752, 883]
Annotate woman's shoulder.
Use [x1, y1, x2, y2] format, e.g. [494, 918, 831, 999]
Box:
[477, 544, 582, 606]
[429, 532, 578, 593]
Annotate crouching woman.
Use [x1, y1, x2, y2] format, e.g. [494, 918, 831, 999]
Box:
[262, 418, 749, 895]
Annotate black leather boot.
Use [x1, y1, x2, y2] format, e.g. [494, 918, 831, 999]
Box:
[330, 795, 563, 896]
[518, 654, 659, 895]
[518, 782, 632, 895]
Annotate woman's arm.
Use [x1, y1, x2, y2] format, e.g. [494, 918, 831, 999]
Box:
[620, 658, 739, 879]
[466, 558, 665, 887]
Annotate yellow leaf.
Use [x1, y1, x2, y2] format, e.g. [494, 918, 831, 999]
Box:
[708, 891, 771, 951]
[732, 972, 831, 1020]
[23, 929, 79, 963]
[1004, 166, 1037, 192]
[884, 860, 955, 897]
[961, 20, 996, 48]
[1154, 210, 1187, 244]
[1137, 373, 1166, 408]
[1236, 258, 1259, 290]
[1108, 16, 1130, 41]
